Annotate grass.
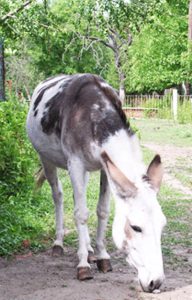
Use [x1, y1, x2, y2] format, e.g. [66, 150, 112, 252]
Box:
[131, 119, 192, 147]
[160, 185, 192, 247]
[172, 157, 192, 189]
[144, 148, 192, 252]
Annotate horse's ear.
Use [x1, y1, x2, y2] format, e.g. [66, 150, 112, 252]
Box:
[147, 155, 163, 192]
[101, 151, 137, 198]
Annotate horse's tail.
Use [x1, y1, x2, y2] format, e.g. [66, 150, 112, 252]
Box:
[35, 167, 46, 189]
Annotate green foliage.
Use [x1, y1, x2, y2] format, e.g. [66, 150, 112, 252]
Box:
[0, 99, 53, 255]
[1, 0, 192, 101]
[125, 3, 188, 93]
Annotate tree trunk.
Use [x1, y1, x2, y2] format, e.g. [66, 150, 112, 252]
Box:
[110, 33, 126, 104]
[118, 71, 126, 104]
[87, 32, 127, 104]
[187, 0, 192, 94]
[0, 39, 5, 101]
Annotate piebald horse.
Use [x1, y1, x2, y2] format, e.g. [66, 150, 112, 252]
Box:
[27, 74, 166, 292]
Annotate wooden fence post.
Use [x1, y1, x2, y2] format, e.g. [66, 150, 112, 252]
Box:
[0, 38, 5, 101]
[172, 89, 178, 121]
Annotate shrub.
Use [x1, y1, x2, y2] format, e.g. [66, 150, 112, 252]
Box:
[0, 98, 53, 256]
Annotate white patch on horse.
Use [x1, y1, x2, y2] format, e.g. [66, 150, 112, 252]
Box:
[92, 103, 100, 110]
[100, 82, 110, 89]
[102, 129, 146, 183]
[32, 74, 67, 101]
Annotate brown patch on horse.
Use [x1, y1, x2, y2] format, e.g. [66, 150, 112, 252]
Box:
[40, 78, 72, 136]
[33, 77, 65, 111]
[40, 74, 135, 145]
[63, 74, 134, 148]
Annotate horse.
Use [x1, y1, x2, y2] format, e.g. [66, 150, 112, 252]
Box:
[26, 74, 167, 292]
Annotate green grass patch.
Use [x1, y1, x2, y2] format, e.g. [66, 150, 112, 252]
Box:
[172, 157, 192, 189]
[131, 119, 192, 147]
[160, 185, 192, 247]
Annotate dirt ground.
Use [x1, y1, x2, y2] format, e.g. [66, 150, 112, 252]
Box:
[0, 143, 192, 300]
[0, 246, 192, 300]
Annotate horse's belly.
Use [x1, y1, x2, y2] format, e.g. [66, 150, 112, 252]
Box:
[27, 122, 67, 169]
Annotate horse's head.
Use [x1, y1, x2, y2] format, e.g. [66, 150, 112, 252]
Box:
[102, 153, 166, 293]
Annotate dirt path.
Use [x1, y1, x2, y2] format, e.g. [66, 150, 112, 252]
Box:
[0, 143, 192, 300]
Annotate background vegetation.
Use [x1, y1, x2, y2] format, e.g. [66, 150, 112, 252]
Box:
[0, 0, 191, 97]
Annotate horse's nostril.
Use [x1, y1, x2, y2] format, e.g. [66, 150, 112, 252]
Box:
[148, 279, 162, 292]
[149, 280, 154, 291]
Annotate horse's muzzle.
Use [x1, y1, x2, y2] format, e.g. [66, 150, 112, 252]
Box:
[140, 278, 163, 293]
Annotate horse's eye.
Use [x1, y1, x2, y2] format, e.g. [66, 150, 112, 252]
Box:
[131, 225, 142, 233]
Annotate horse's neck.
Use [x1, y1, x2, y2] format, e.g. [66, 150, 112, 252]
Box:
[102, 129, 145, 183]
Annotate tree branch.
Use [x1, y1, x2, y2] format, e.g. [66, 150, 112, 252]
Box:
[1, 0, 34, 22]
[87, 36, 116, 51]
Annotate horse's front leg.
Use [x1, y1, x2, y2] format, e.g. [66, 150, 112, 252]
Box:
[68, 157, 93, 280]
[96, 170, 112, 273]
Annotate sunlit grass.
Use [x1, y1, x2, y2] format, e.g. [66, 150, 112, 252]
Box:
[131, 119, 192, 147]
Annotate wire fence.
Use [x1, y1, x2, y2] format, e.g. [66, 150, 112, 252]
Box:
[123, 94, 192, 123]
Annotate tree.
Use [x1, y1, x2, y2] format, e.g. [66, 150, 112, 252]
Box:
[0, 0, 191, 97]
[75, 0, 167, 102]
[0, 0, 34, 23]
[124, 0, 189, 93]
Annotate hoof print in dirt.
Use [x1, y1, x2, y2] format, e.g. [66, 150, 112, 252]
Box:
[77, 267, 93, 281]
[52, 245, 64, 257]
[97, 259, 112, 273]
[88, 251, 97, 264]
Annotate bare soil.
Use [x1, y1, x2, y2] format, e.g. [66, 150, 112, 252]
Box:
[0, 246, 192, 300]
[0, 143, 192, 300]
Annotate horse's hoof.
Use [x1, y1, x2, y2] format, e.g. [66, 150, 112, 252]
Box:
[52, 245, 64, 257]
[88, 251, 97, 264]
[77, 267, 93, 281]
[97, 259, 112, 273]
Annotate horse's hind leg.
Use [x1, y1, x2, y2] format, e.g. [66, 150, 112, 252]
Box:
[40, 156, 64, 256]
[96, 170, 112, 273]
